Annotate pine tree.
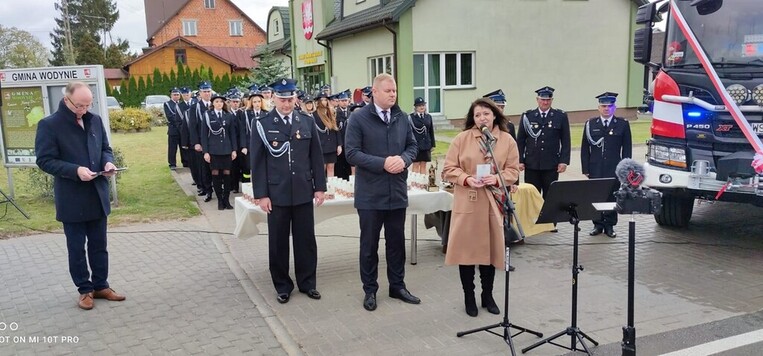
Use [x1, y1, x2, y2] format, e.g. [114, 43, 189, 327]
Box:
[162, 73, 171, 91]
[104, 78, 112, 96]
[249, 51, 287, 87]
[152, 68, 163, 93]
[50, 0, 131, 66]
[169, 68, 177, 86]
[127, 76, 138, 107]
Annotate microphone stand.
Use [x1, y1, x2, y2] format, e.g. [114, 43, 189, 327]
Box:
[456, 134, 542, 356]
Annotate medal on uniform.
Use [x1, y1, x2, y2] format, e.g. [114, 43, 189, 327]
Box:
[532, 124, 538, 129]
[609, 129, 614, 135]
[296, 130, 301, 139]
[548, 122, 552, 128]
[272, 141, 278, 147]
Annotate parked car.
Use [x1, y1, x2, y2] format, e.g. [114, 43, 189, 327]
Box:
[106, 96, 122, 110]
[142, 95, 171, 110]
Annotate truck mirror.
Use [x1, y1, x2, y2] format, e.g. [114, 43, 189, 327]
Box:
[633, 27, 653, 65]
[689, 0, 723, 15]
[635, 3, 657, 24]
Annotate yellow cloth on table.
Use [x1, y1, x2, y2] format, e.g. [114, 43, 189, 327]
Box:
[510, 183, 555, 237]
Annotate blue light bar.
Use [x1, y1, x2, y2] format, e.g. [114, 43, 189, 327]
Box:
[687, 111, 702, 118]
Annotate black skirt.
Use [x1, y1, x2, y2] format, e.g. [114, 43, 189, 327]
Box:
[414, 150, 431, 162]
[209, 154, 232, 170]
[323, 152, 337, 164]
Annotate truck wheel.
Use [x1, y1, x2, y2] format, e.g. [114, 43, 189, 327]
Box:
[654, 193, 694, 227]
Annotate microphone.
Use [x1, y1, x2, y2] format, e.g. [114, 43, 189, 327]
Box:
[479, 124, 496, 142]
[615, 159, 646, 190]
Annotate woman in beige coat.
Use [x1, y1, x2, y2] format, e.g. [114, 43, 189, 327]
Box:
[442, 98, 520, 317]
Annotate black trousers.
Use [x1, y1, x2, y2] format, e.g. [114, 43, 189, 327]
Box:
[267, 202, 318, 294]
[358, 208, 407, 294]
[192, 150, 212, 193]
[167, 135, 180, 167]
[238, 150, 251, 182]
[335, 152, 351, 180]
[180, 147, 192, 168]
[524, 168, 558, 200]
[62, 217, 109, 294]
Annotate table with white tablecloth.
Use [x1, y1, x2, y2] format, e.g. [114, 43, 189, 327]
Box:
[234, 185, 454, 264]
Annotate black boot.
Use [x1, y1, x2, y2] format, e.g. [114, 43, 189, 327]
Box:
[212, 175, 224, 210]
[459, 265, 478, 317]
[223, 175, 234, 209]
[479, 265, 500, 314]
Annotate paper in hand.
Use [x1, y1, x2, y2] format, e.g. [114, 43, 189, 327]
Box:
[475, 164, 491, 179]
[92, 167, 128, 177]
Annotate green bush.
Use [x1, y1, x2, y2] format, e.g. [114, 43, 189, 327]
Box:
[109, 108, 152, 131]
[19, 147, 125, 200]
[145, 107, 167, 127]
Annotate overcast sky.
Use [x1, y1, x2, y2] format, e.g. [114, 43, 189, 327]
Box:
[0, 0, 288, 53]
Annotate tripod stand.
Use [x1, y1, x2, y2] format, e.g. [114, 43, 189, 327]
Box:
[456, 134, 542, 356]
[0, 188, 30, 219]
[521, 178, 617, 355]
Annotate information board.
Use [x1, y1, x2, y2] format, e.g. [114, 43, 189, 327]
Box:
[0, 65, 109, 167]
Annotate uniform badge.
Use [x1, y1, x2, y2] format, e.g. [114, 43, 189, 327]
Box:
[272, 141, 278, 147]
[296, 130, 301, 139]
[273, 117, 279, 123]
[548, 122, 552, 128]
[532, 124, 539, 129]
[609, 129, 614, 135]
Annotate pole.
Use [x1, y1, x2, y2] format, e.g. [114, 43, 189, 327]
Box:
[6, 167, 14, 199]
[621, 216, 637, 356]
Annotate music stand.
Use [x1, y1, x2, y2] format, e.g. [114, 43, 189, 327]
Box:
[0, 188, 30, 219]
[521, 178, 617, 355]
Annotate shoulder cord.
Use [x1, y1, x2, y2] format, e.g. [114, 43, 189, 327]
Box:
[205, 112, 225, 138]
[244, 111, 252, 134]
[521, 113, 541, 140]
[255, 120, 291, 164]
[585, 121, 604, 148]
[410, 115, 427, 135]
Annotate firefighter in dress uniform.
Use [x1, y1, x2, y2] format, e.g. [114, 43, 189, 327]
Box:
[581, 92, 632, 238]
[179, 87, 196, 172]
[201, 93, 238, 210]
[334, 90, 352, 179]
[517, 86, 572, 233]
[409, 97, 436, 175]
[189, 82, 214, 202]
[250, 78, 326, 304]
[483, 89, 516, 139]
[164, 87, 183, 170]
[227, 91, 244, 192]
[238, 90, 265, 184]
[313, 92, 343, 177]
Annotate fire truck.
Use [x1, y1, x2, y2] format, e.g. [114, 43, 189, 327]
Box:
[633, 0, 763, 227]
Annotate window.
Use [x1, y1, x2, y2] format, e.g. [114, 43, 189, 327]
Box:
[182, 20, 197, 36]
[204, 0, 215, 9]
[274, 19, 280, 35]
[369, 55, 394, 80]
[443, 52, 473, 87]
[174, 49, 187, 64]
[229, 20, 243, 36]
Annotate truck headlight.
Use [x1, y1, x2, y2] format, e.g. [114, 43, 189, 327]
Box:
[648, 144, 686, 168]
[753, 84, 763, 106]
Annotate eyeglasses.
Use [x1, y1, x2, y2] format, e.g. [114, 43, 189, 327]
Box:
[66, 96, 93, 110]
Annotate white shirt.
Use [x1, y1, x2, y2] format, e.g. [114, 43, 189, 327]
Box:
[374, 103, 391, 122]
[600, 116, 613, 127]
[539, 109, 550, 117]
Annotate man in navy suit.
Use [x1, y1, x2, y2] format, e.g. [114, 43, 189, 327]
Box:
[35, 82, 126, 310]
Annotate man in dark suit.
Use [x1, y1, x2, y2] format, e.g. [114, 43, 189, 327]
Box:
[164, 87, 183, 170]
[35, 81, 126, 310]
[178, 87, 196, 171]
[250, 78, 327, 304]
[517, 86, 572, 204]
[189, 82, 214, 201]
[581, 92, 632, 238]
[345, 73, 420, 312]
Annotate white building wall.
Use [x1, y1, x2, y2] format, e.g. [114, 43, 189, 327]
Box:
[411, 0, 634, 118]
[330, 27, 395, 92]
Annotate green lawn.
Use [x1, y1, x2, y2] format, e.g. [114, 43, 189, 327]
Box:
[437, 120, 653, 148]
[0, 129, 199, 238]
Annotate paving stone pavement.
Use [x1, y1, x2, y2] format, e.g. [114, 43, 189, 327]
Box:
[4, 142, 763, 355]
[0, 218, 287, 355]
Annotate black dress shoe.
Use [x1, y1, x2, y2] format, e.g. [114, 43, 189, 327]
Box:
[301, 289, 321, 300]
[589, 227, 603, 236]
[276, 293, 290, 304]
[204, 193, 213, 202]
[197, 191, 206, 196]
[363, 293, 376, 311]
[605, 227, 617, 238]
[389, 288, 421, 304]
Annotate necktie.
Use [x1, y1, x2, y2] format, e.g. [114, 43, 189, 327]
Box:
[541, 112, 547, 119]
[604, 120, 609, 128]
[382, 110, 389, 124]
[217, 112, 221, 119]
[284, 115, 291, 131]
